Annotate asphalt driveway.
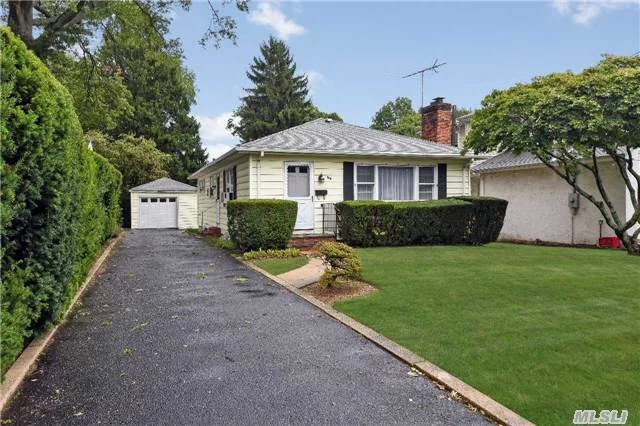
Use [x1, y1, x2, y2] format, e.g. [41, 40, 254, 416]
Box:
[3, 230, 487, 425]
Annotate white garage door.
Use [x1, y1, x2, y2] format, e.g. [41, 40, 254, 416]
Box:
[139, 197, 178, 229]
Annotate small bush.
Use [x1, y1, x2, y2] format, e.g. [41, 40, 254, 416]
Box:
[314, 242, 363, 288]
[214, 238, 237, 251]
[227, 199, 297, 251]
[335, 197, 507, 247]
[243, 248, 301, 260]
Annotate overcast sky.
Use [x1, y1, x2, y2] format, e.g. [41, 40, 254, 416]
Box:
[168, 0, 640, 160]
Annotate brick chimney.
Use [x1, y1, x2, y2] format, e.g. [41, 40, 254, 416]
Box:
[421, 97, 455, 145]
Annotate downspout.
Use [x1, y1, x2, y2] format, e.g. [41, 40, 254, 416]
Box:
[257, 151, 264, 198]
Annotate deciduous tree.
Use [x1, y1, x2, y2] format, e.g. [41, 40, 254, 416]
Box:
[371, 97, 415, 131]
[4, 0, 248, 58]
[465, 55, 640, 255]
[90, 132, 171, 227]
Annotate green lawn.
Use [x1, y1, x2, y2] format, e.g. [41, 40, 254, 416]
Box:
[335, 243, 639, 425]
[252, 256, 309, 275]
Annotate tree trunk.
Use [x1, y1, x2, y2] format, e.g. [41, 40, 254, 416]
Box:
[7, 1, 34, 47]
[619, 232, 640, 256]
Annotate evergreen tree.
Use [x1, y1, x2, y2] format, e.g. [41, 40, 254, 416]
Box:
[228, 37, 338, 142]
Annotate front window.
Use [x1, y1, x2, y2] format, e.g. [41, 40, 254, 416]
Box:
[354, 164, 437, 201]
[356, 166, 375, 200]
[418, 167, 436, 200]
[378, 167, 413, 201]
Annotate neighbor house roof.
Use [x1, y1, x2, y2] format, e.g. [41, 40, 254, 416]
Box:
[472, 152, 543, 173]
[472, 150, 614, 174]
[130, 177, 197, 193]
[190, 118, 469, 179]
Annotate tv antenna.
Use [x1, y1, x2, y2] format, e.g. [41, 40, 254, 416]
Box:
[402, 59, 446, 109]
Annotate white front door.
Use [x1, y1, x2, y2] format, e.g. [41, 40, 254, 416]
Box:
[285, 163, 314, 230]
[139, 196, 178, 228]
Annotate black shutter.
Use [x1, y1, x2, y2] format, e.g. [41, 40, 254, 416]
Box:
[232, 165, 237, 200]
[222, 170, 226, 200]
[343, 162, 354, 200]
[438, 163, 447, 199]
[216, 175, 220, 200]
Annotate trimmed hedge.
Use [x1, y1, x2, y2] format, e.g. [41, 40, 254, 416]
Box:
[335, 197, 507, 247]
[227, 199, 297, 251]
[453, 196, 508, 244]
[1, 29, 122, 375]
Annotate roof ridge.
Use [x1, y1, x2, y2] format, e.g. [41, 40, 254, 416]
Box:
[332, 121, 458, 153]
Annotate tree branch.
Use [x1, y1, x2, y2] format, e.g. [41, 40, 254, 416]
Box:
[590, 148, 625, 229]
[608, 149, 639, 211]
[132, 0, 165, 40]
[31, 1, 99, 54]
[538, 152, 620, 232]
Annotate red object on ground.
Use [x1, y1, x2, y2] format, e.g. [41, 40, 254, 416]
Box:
[202, 227, 222, 237]
[598, 236, 622, 249]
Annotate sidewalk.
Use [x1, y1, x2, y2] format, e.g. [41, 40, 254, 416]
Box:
[277, 256, 325, 288]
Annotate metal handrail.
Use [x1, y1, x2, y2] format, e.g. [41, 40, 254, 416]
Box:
[199, 203, 216, 230]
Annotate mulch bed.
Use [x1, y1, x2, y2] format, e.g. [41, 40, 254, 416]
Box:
[302, 281, 377, 305]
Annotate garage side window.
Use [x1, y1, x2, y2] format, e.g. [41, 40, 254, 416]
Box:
[198, 179, 204, 193]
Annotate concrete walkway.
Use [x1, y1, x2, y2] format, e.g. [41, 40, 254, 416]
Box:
[2, 230, 487, 425]
[278, 257, 325, 288]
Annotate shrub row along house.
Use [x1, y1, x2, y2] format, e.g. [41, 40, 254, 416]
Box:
[186, 98, 474, 239]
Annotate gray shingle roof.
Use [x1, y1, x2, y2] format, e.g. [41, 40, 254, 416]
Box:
[236, 118, 461, 156]
[472, 152, 542, 173]
[130, 177, 197, 193]
[189, 119, 470, 179]
[472, 150, 616, 174]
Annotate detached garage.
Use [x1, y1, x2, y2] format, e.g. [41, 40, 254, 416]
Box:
[130, 177, 198, 229]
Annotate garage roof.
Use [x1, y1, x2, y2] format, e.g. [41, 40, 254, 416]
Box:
[130, 177, 197, 193]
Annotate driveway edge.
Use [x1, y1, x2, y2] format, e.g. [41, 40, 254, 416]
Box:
[242, 258, 535, 426]
[0, 232, 123, 411]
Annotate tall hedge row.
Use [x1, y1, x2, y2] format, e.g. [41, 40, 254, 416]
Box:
[335, 197, 507, 247]
[0, 28, 122, 375]
[227, 199, 298, 251]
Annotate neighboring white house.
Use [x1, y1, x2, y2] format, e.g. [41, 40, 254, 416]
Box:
[189, 100, 474, 237]
[130, 177, 198, 229]
[473, 151, 639, 246]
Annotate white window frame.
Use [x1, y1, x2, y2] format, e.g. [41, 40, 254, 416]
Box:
[208, 175, 214, 198]
[355, 164, 376, 200]
[224, 168, 236, 200]
[354, 163, 439, 201]
[417, 166, 437, 201]
[283, 161, 314, 200]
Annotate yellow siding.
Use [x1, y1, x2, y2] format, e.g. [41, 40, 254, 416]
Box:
[177, 194, 198, 229]
[194, 153, 470, 235]
[251, 154, 471, 234]
[195, 156, 251, 234]
[130, 192, 198, 229]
